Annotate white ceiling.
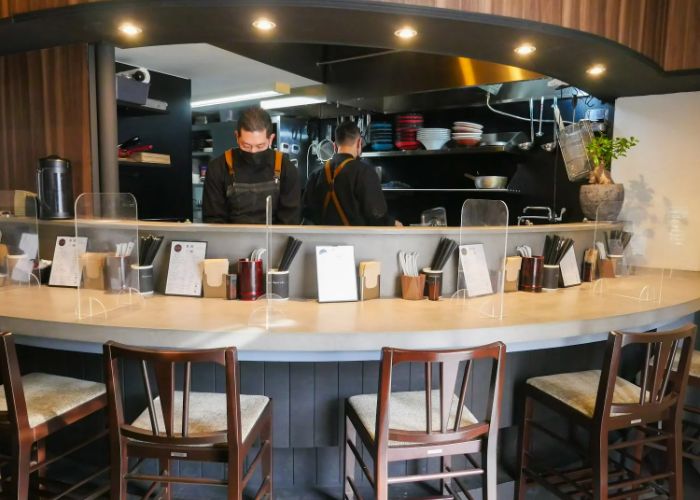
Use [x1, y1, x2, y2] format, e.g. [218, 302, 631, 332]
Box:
[115, 43, 319, 101]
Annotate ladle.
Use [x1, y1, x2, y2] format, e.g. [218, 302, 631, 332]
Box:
[518, 98, 535, 151]
[541, 96, 558, 152]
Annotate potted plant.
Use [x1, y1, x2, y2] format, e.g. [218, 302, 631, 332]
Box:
[579, 135, 639, 220]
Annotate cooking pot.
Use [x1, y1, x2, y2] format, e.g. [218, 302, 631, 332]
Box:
[464, 173, 508, 189]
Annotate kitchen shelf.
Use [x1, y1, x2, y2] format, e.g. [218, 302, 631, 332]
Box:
[192, 151, 213, 157]
[117, 100, 168, 116]
[118, 160, 171, 168]
[382, 188, 521, 194]
[363, 146, 515, 158]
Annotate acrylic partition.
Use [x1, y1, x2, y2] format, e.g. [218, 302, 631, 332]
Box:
[591, 200, 665, 303]
[452, 199, 508, 319]
[0, 190, 40, 289]
[75, 193, 144, 319]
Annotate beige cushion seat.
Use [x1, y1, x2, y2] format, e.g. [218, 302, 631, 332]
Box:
[0, 372, 106, 428]
[348, 389, 478, 446]
[689, 351, 700, 379]
[527, 369, 642, 418]
[131, 391, 269, 442]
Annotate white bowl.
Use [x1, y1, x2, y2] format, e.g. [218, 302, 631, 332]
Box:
[453, 121, 483, 129]
[418, 137, 449, 150]
[451, 133, 483, 138]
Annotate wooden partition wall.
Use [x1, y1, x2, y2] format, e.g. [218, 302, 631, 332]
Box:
[0, 44, 92, 196]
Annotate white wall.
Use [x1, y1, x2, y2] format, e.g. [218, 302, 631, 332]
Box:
[612, 91, 700, 271]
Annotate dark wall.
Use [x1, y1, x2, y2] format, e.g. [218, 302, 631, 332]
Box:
[117, 63, 192, 221]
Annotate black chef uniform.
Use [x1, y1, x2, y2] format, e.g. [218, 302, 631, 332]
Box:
[202, 148, 300, 224]
[302, 153, 394, 226]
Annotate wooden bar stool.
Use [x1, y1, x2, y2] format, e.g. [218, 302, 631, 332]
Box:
[103, 341, 272, 499]
[681, 350, 700, 460]
[517, 324, 696, 500]
[344, 342, 506, 499]
[0, 331, 109, 498]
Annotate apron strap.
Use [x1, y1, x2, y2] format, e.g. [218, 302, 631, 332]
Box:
[274, 151, 283, 180]
[224, 149, 234, 176]
[322, 158, 353, 226]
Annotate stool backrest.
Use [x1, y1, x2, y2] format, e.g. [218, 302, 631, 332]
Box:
[595, 324, 696, 426]
[103, 341, 241, 448]
[0, 332, 30, 431]
[375, 342, 506, 449]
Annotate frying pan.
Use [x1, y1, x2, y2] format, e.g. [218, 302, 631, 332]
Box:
[464, 173, 508, 189]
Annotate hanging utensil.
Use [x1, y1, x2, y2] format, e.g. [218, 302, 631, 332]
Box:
[518, 98, 535, 151]
[542, 96, 558, 152]
[536, 96, 545, 137]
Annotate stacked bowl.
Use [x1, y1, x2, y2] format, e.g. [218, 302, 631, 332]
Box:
[451, 121, 483, 147]
[416, 128, 451, 150]
[369, 122, 393, 151]
[394, 113, 423, 150]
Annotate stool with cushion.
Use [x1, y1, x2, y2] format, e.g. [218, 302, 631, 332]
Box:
[0, 331, 109, 498]
[517, 324, 696, 499]
[344, 342, 506, 499]
[103, 341, 272, 499]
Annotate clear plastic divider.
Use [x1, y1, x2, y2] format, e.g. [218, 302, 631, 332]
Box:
[591, 200, 665, 303]
[0, 190, 41, 289]
[75, 193, 144, 319]
[451, 199, 508, 319]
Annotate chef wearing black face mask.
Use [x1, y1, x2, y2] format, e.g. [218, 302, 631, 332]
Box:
[202, 107, 301, 224]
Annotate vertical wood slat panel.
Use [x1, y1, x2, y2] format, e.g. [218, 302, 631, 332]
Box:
[663, 0, 700, 71]
[289, 362, 315, 447]
[0, 44, 92, 196]
[314, 362, 339, 446]
[10, 0, 107, 14]
[0, 0, 10, 17]
[264, 363, 290, 448]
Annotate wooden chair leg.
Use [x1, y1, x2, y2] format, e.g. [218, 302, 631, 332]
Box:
[110, 438, 127, 500]
[159, 458, 172, 500]
[374, 459, 388, 500]
[665, 417, 683, 499]
[227, 452, 243, 499]
[627, 427, 644, 500]
[591, 430, 609, 500]
[10, 438, 32, 499]
[31, 438, 46, 493]
[344, 415, 357, 499]
[441, 455, 452, 495]
[516, 395, 534, 500]
[483, 437, 498, 500]
[262, 417, 273, 499]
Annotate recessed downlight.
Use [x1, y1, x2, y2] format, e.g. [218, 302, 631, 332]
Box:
[586, 64, 606, 76]
[118, 22, 142, 36]
[514, 43, 536, 56]
[252, 18, 276, 31]
[394, 26, 418, 39]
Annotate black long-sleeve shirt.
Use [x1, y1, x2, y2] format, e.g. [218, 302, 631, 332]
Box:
[202, 149, 301, 224]
[302, 153, 394, 226]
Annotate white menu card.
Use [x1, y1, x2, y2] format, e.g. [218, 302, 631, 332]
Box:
[49, 236, 88, 287]
[165, 241, 207, 297]
[459, 244, 494, 297]
[316, 245, 358, 303]
[559, 245, 582, 287]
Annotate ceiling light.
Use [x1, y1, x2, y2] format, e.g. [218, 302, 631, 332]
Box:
[118, 22, 142, 36]
[260, 96, 325, 110]
[394, 26, 418, 39]
[252, 18, 276, 31]
[191, 82, 290, 108]
[586, 64, 606, 76]
[514, 43, 536, 56]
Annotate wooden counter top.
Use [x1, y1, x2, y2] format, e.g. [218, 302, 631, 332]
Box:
[0, 271, 697, 360]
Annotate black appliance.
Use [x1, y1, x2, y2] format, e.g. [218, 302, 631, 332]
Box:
[37, 155, 74, 219]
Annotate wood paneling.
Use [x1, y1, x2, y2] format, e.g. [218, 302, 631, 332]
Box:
[0, 0, 10, 18]
[664, 0, 700, 71]
[10, 0, 106, 14]
[0, 44, 92, 196]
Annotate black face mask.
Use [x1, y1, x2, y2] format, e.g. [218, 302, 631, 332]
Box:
[239, 149, 268, 166]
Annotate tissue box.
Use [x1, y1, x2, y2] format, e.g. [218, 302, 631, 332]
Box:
[504, 256, 522, 292]
[202, 259, 230, 298]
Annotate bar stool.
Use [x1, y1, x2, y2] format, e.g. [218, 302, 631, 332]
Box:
[517, 324, 696, 500]
[0, 331, 109, 498]
[344, 342, 506, 499]
[103, 341, 272, 499]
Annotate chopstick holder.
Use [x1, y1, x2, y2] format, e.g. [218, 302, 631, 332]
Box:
[359, 261, 380, 300]
[202, 258, 229, 298]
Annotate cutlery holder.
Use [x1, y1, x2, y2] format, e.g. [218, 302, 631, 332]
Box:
[268, 269, 289, 299]
[421, 268, 443, 301]
[130, 264, 154, 295]
[519, 256, 544, 292]
[237, 259, 264, 301]
[542, 264, 560, 291]
[400, 274, 426, 300]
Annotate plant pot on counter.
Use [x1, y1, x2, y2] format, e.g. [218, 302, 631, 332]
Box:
[579, 183, 625, 221]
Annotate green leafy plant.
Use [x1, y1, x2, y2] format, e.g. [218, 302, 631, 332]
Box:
[585, 135, 639, 185]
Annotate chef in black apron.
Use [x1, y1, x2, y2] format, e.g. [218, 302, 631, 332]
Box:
[303, 121, 399, 226]
[202, 107, 300, 224]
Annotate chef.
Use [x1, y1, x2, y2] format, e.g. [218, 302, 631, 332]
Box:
[202, 107, 301, 224]
[302, 121, 400, 226]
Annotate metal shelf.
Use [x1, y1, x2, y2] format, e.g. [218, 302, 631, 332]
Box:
[192, 151, 213, 157]
[363, 146, 512, 158]
[382, 188, 521, 194]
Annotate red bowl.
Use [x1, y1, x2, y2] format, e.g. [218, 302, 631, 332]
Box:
[455, 138, 481, 146]
[395, 141, 420, 150]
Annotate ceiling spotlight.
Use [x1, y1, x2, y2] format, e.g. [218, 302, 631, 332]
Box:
[252, 18, 276, 31]
[118, 22, 142, 36]
[586, 64, 606, 76]
[514, 43, 536, 56]
[394, 26, 418, 39]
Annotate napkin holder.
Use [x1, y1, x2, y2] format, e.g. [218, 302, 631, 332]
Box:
[81, 252, 108, 290]
[202, 258, 230, 298]
[504, 256, 522, 292]
[359, 261, 380, 300]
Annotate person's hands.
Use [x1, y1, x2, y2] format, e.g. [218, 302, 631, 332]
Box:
[394, 220, 404, 227]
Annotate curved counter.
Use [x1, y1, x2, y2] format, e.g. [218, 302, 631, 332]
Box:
[1, 272, 698, 361]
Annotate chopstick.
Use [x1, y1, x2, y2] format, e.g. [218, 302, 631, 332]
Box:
[138, 235, 164, 266]
[278, 236, 303, 272]
[430, 238, 457, 272]
[543, 234, 574, 265]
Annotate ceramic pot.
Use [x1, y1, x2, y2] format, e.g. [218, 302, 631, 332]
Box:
[579, 184, 624, 221]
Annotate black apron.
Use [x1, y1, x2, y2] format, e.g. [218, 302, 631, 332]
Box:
[224, 149, 283, 224]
